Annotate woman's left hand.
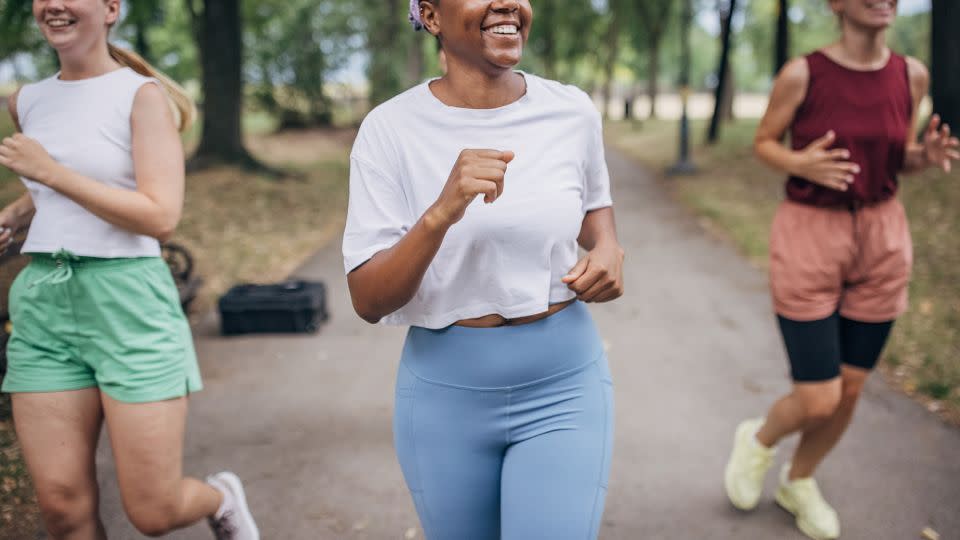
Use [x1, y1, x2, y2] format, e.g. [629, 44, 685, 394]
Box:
[922, 114, 960, 173]
[562, 243, 625, 303]
[0, 134, 59, 185]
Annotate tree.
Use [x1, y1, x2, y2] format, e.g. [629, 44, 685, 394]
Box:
[246, 0, 358, 130]
[775, 0, 789, 74]
[184, 0, 259, 169]
[600, 0, 626, 119]
[527, 0, 601, 84]
[365, 2, 406, 108]
[931, 0, 960, 129]
[707, 0, 739, 144]
[632, 0, 673, 119]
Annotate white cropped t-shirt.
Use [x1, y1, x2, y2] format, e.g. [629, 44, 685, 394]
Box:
[342, 73, 612, 329]
[16, 67, 162, 258]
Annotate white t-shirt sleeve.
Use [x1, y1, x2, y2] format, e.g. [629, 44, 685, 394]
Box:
[342, 154, 411, 274]
[583, 106, 613, 212]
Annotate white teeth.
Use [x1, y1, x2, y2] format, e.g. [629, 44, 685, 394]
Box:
[489, 25, 518, 35]
[47, 19, 73, 27]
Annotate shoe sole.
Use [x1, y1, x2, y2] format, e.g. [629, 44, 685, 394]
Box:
[724, 422, 762, 511]
[215, 472, 260, 540]
[775, 488, 839, 540]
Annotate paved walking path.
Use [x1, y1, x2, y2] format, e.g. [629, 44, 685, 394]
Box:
[97, 147, 960, 539]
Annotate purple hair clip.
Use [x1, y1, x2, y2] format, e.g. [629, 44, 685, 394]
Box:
[409, 0, 425, 31]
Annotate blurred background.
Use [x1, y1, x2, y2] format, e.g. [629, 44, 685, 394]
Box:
[0, 0, 957, 537]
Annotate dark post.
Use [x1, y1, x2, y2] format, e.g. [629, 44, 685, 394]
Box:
[669, 0, 697, 175]
[932, 0, 960, 129]
[775, 0, 790, 74]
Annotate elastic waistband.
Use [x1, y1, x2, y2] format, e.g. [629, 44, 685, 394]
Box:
[28, 251, 161, 269]
[401, 301, 604, 390]
[783, 196, 898, 214]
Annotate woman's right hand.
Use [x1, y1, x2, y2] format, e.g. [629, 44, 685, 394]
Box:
[426, 149, 515, 229]
[0, 207, 20, 256]
[792, 130, 861, 192]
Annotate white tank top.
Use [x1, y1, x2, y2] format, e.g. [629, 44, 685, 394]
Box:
[16, 67, 162, 258]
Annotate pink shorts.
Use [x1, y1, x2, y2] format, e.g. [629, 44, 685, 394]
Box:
[769, 198, 913, 323]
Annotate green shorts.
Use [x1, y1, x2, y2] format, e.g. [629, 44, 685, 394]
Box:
[1, 251, 203, 403]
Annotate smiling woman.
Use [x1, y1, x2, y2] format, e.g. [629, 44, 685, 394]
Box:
[0, 1, 258, 539]
[344, 1, 624, 539]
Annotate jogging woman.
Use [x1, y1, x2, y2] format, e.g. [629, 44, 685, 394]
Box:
[0, 1, 258, 538]
[724, 1, 958, 539]
[343, 1, 624, 538]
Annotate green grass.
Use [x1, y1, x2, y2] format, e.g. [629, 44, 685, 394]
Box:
[610, 118, 960, 424]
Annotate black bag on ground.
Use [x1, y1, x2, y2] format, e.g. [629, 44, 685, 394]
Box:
[218, 281, 328, 335]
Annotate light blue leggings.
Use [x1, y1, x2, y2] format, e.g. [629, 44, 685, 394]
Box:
[394, 302, 614, 540]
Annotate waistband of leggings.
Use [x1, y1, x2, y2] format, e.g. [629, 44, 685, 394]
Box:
[401, 301, 605, 390]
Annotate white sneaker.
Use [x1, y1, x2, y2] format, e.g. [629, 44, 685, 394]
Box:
[775, 463, 840, 540]
[724, 418, 776, 510]
[207, 471, 260, 540]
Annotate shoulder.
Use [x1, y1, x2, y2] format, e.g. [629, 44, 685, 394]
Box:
[776, 57, 811, 92]
[528, 74, 598, 117]
[352, 85, 424, 158]
[904, 55, 929, 92]
[6, 87, 20, 130]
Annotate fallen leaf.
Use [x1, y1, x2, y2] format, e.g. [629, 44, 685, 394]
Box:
[921, 526, 940, 540]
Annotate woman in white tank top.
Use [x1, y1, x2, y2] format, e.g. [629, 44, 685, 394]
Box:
[0, 1, 257, 538]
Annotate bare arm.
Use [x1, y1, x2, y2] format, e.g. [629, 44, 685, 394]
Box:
[561, 206, 624, 304]
[346, 149, 513, 323]
[0, 83, 184, 242]
[0, 90, 35, 250]
[902, 57, 960, 174]
[754, 58, 860, 192]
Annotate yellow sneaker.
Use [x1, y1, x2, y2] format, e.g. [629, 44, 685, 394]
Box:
[724, 418, 775, 510]
[775, 464, 840, 540]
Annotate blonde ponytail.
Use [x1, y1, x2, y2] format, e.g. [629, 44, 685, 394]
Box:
[108, 44, 196, 133]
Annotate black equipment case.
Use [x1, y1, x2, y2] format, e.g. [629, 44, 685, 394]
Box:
[218, 281, 328, 335]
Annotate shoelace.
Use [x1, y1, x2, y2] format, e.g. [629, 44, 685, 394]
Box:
[748, 451, 772, 481]
[28, 249, 80, 289]
[208, 511, 237, 540]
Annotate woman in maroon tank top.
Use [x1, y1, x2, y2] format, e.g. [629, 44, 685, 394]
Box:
[723, 2, 958, 539]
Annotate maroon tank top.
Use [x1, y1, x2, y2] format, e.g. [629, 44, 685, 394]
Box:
[787, 51, 913, 207]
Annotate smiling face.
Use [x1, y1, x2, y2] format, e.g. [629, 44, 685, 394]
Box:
[421, 0, 533, 76]
[32, 0, 120, 55]
[829, 0, 897, 30]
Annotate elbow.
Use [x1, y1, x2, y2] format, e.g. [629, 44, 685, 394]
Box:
[349, 294, 383, 324]
[354, 303, 383, 325]
[152, 212, 181, 243]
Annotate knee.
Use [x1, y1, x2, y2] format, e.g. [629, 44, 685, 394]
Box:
[36, 483, 97, 536]
[800, 389, 842, 425]
[126, 499, 182, 537]
[840, 377, 866, 406]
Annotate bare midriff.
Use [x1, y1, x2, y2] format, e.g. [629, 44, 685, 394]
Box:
[452, 299, 576, 328]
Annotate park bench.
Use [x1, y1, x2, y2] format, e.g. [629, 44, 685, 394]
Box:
[0, 241, 202, 375]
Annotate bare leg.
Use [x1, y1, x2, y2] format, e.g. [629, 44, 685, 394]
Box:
[756, 378, 842, 448]
[788, 366, 868, 479]
[12, 389, 107, 540]
[101, 394, 222, 536]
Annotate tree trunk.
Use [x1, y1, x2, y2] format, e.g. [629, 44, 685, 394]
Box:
[601, 3, 621, 120]
[775, 0, 790, 74]
[707, 0, 738, 144]
[406, 30, 425, 87]
[191, 0, 256, 168]
[134, 19, 152, 64]
[647, 37, 660, 119]
[540, 1, 558, 80]
[932, 0, 960, 129]
[368, 2, 403, 107]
